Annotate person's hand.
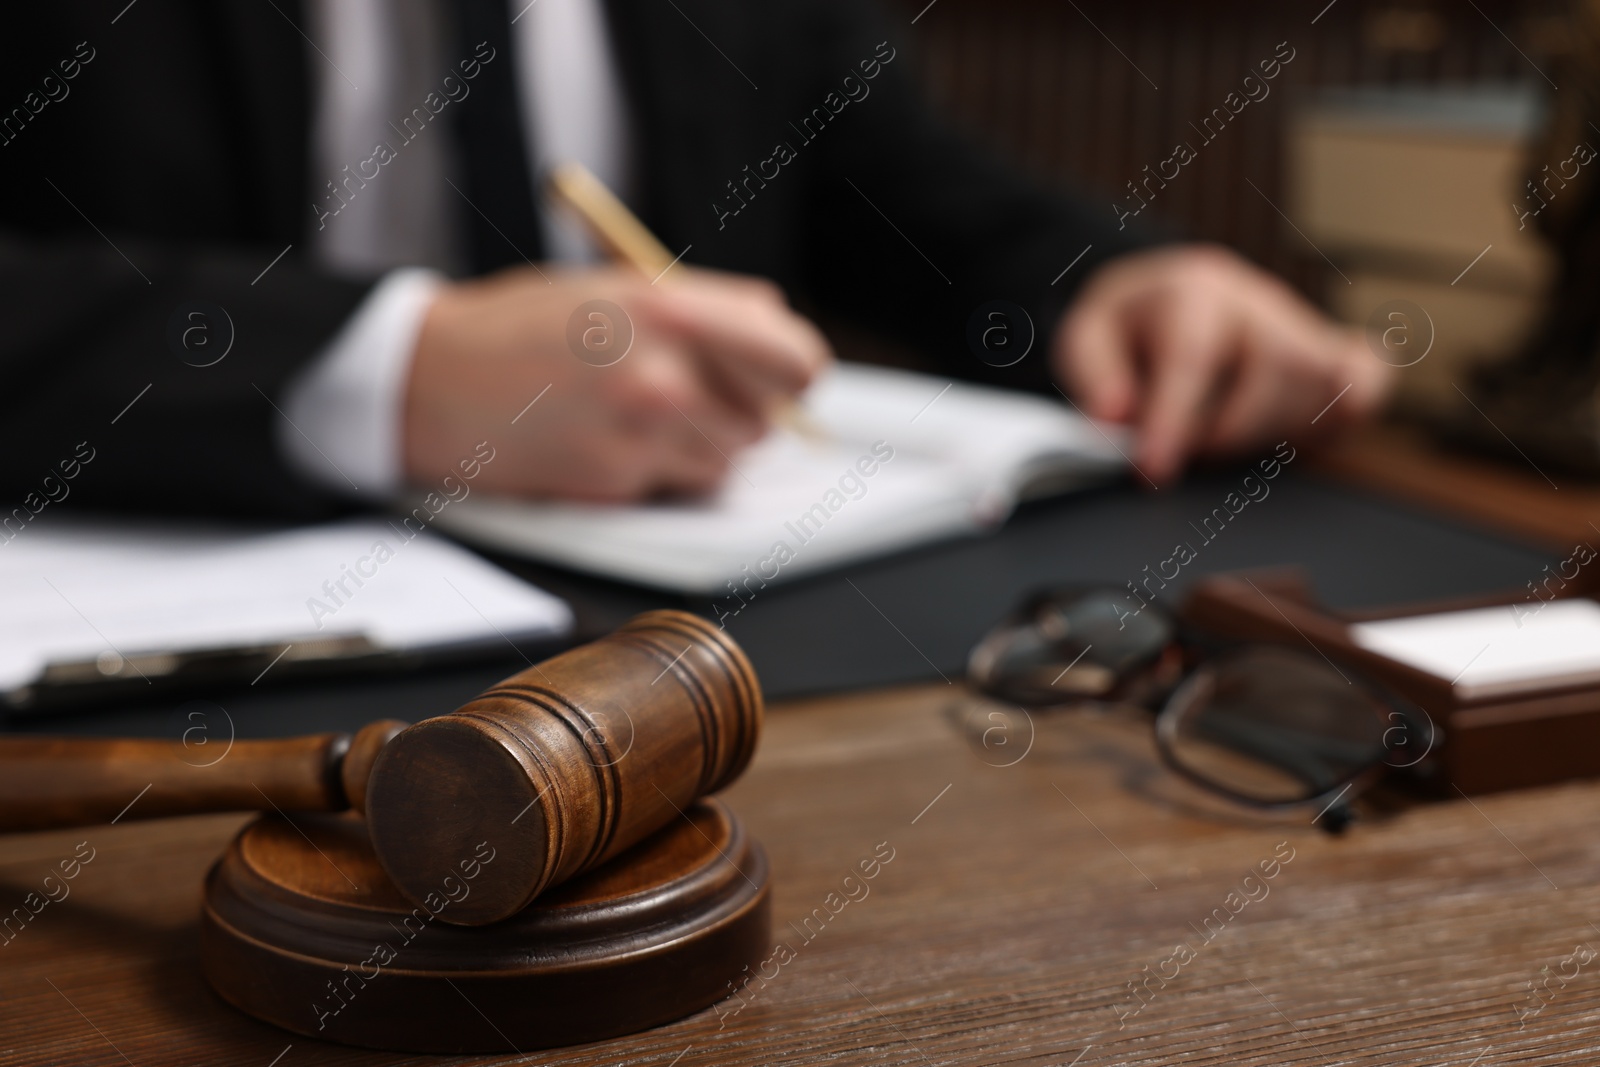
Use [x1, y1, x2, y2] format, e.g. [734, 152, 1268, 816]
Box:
[1053, 244, 1392, 485]
[403, 265, 832, 501]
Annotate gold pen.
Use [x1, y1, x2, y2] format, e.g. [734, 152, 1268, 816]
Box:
[546, 161, 828, 441]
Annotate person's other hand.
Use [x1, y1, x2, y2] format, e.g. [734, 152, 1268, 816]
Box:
[1053, 244, 1392, 485]
[404, 266, 832, 501]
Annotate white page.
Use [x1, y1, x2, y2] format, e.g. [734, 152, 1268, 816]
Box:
[0, 519, 572, 696]
[433, 363, 1128, 592]
[1349, 599, 1600, 701]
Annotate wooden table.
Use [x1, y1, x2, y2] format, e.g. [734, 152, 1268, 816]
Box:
[4, 682, 1600, 1065]
[1312, 422, 1600, 553]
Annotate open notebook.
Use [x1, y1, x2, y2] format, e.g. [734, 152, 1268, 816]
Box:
[432, 363, 1129, 593]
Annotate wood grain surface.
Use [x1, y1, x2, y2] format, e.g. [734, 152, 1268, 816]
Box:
[201, 801, 769, 1053]
[4, 683, 1600, 1065]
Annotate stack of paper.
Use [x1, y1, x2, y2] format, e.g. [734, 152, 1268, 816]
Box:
[1350, 599, 1600, 701]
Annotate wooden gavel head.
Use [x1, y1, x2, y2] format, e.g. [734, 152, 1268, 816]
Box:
[0, 610, 761, 928]
[362, 609, 761, 925]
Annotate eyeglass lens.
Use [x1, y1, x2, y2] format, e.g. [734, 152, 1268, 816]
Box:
[968, 588, 1175, 705]
[1159, 646, 1396, 805]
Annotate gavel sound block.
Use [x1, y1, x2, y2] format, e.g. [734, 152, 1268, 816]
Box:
[0, 611, 770, 1053]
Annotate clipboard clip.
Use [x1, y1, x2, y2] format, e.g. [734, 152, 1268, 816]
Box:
[6, 635, 382, 712]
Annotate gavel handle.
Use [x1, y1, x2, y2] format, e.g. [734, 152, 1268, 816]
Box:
[0, 720, 406, 833]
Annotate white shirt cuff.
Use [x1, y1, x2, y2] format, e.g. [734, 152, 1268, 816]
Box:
[278, 268, 443, 499]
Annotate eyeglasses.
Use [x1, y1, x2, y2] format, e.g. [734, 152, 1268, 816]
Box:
[967, 587, 1436, 832]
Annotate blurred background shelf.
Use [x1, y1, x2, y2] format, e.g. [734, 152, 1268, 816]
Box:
[888, 0, 1572, 418]
[1289, 83, 1553, 415]
[891, 0, 1567, 289]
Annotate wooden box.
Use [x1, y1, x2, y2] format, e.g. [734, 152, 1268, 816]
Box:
[1182, 567, 1600, 795]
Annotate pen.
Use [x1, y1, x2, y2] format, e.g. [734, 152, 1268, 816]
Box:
[546, 161, 680, 280]
[546, 161, 828, 441]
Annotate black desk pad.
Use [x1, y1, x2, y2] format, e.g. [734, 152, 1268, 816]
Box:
[2, 469, 1556, 740]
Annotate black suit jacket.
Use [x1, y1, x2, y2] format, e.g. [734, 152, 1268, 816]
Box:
[0, 0, 1147, 520]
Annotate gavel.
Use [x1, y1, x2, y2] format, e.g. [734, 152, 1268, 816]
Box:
[0, 611, 761, 925]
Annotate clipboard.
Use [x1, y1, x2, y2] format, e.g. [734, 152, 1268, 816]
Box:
[5, 632, 570, 714]
[0, 519, 574, 715]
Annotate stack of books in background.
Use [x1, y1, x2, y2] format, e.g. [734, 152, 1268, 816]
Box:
[1287, 85, 1551, 418]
